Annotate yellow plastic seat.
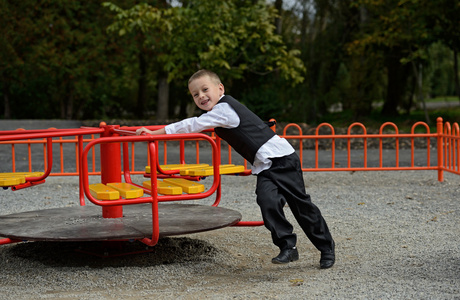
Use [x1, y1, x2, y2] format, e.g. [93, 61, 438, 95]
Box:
[0, 176, 24, 186]
[89, 183, 120, 200]
[162, 178, 205, 194]
[0, 172, 44, 187]
[183, 164, 245, 176]
[142, 180, 183, 195]
[107, 182, 144, 199]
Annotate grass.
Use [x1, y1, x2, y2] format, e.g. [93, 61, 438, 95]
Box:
[428, 96, 458, 102]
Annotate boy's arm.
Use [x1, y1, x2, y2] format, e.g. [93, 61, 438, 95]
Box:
[135, 127, 166, 136]
[166, 104, 239, 134]
[135, 103, 239, 136]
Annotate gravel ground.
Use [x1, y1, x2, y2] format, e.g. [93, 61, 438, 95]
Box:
[0, 170, 459, 299]
[0, 120, 459, 299]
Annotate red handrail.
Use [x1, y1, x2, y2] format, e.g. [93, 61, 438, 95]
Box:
[1, 117, 460, 181]
[1, 117, 460, 245]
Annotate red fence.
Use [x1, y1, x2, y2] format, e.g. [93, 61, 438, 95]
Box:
[1, 117, 459, 181]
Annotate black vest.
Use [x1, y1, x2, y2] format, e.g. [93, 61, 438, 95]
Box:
[214, 95, 275, 164]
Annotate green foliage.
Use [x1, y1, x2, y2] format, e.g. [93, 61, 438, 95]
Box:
[103, 0, 305, 83]
[426, 42, 457, 97]
[100, 0, 306, 120]
[240, 77, 285, 121]
[103, 3, 163, 36]
[344, 0, 459, 117]
[0, 0, 138, 119]
[0, 0, 458, 123]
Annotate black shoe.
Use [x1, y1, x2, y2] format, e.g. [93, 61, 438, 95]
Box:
[272, 247, 299, 264]
[320, 242, 335, 269]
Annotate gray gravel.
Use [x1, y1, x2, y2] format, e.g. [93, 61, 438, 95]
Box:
[0, 119, 459, 299]
[0, 170, 459, 299]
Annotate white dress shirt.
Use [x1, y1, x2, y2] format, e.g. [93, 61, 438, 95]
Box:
[165, 99, 294, 174]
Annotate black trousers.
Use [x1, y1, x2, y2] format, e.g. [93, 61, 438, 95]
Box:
[255, 153, 334, 252]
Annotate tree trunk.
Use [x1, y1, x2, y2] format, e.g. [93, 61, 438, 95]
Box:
[381, 48, 410, 116]
[136, 52, 148, 119]
[156, 73, 169, 122]
[299, 5, 308, 122]
[404, 74, 416, 115]
[59, 89, 65, 119]
[411, 61, 430, 124]
[66, 91, 74, 120]
[3, 84, 11, 119]
[349, 4, 374, 118]
[454, 49, 460, 102]
[59, 102, 65, 119]
[274, 0, 283, 35]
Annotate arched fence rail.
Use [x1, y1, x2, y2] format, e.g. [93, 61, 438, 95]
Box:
[0, 117, 458, 182]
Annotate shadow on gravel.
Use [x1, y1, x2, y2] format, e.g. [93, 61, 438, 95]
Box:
[8, 237, 222, 268]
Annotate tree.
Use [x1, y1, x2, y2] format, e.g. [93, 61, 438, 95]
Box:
[347, 0, 438, 117]
[36, 1, 117, 119]
[430, 0, 460, 101]
[104, 2, 173, 120]
[280, 0, 368, 122]
[0, 0, 129, 119]
[0, 1, 37, 118]
[103, 0, 305, 121]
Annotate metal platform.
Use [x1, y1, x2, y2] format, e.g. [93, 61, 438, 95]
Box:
[0, 203, 242, 242]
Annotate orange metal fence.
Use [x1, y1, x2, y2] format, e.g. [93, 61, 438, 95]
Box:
[0, 132, 100, 176]
[1, 117, 459, 181]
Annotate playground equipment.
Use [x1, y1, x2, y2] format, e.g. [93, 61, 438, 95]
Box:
[0, 117, 459, 252]
[0, 123, 257, 250]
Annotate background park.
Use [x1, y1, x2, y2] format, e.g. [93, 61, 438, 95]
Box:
[1, 0, 459, 130]
[1, 1, 460, 299]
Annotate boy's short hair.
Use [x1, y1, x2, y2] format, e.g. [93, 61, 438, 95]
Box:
[188, 69, 221, 85]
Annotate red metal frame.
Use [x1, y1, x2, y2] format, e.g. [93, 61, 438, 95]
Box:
[0, 124, 232, 247]
[0, 119, 444, 176]
[79, 127, 224, 246]
[1, 117, 460, 246]
[1, 118, 454, 178]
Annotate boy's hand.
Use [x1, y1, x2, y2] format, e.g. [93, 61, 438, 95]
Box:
[135, 127, 166, 136]
[135, 127, 152, 135]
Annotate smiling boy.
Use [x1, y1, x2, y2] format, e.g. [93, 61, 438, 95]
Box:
[136, 69, 335, 268]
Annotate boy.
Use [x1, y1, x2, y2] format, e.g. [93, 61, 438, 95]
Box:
[136, 69, 335, 269]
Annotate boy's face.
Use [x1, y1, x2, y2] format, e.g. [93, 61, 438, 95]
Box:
[188, 75, 225, 111]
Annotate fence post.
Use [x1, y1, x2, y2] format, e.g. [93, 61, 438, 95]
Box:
[437, 117, 444, 182]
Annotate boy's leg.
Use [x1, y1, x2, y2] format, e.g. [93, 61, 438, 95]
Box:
[266, 153, 334, 253]
[255, 173, 297, 251]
